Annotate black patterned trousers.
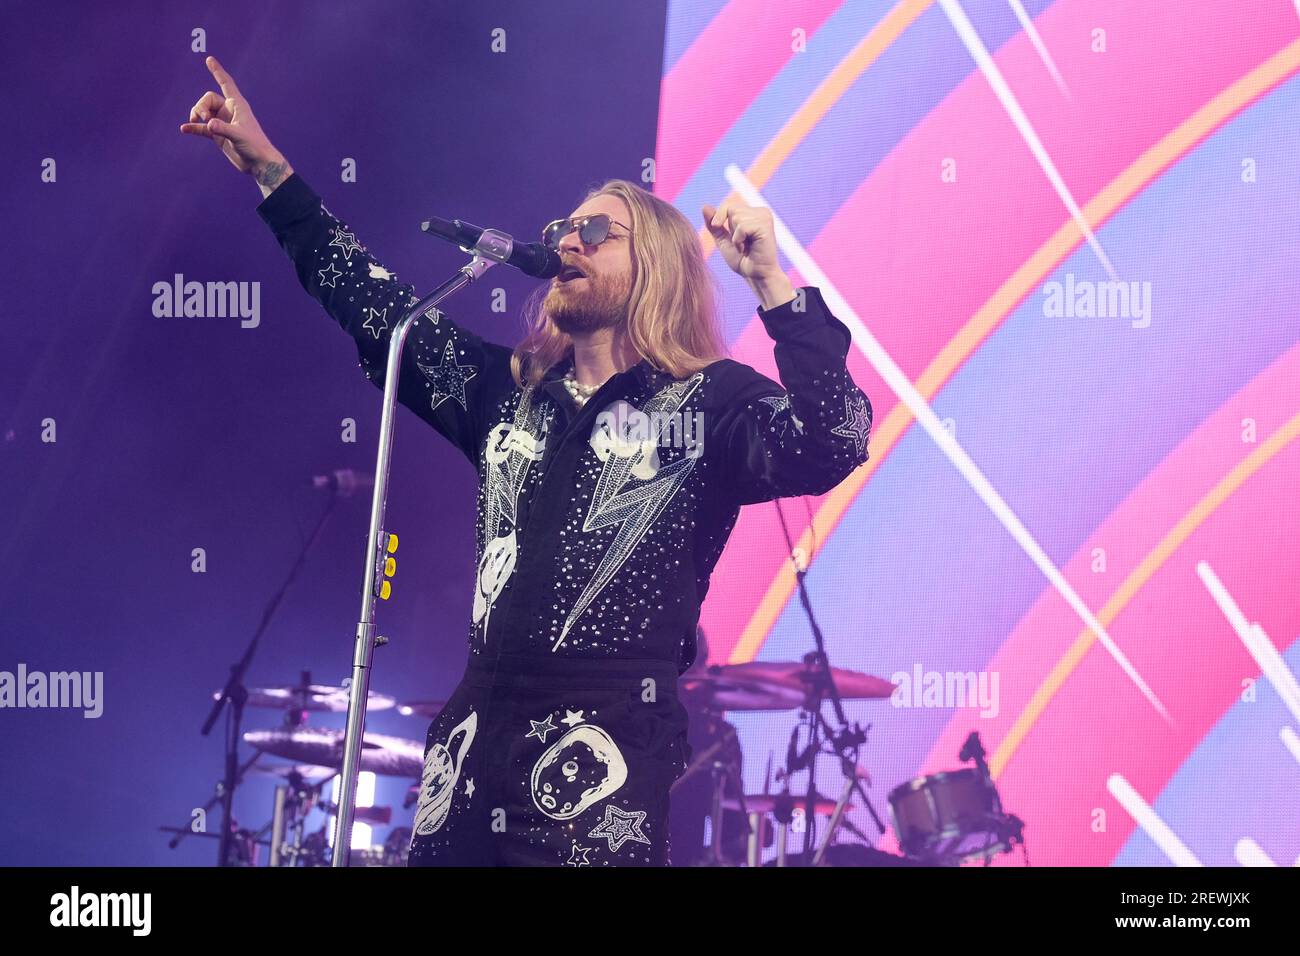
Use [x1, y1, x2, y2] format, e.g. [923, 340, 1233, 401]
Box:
[407, 653, 691, 867]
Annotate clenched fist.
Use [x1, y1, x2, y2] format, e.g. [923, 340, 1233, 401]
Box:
[701, 199, 796, 310]
[180, 56, 293, 198]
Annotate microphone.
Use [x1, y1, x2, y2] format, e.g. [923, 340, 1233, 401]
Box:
[309, 469, 373, 498]
[421, 216, 561, 279]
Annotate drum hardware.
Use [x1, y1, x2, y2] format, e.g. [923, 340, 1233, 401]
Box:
[777, 652, 891, 865]
[673, 638, 898, 866]
[249, 754, 406, 867]
[260, 762, 333, 867]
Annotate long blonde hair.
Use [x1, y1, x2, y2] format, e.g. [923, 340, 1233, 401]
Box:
[510, 179, 728, 388]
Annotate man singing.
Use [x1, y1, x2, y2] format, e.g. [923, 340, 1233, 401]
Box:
[182, 55, 873, 866]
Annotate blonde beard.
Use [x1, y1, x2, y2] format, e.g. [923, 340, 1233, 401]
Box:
[543, 273, 630, 335]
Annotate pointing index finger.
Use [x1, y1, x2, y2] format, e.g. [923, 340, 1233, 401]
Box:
[206, 55, 240, 99]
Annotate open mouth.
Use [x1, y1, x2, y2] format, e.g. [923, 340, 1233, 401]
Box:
[557, 264, 588, 283]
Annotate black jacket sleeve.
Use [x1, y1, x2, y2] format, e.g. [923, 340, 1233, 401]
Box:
[710, 286, 872, 506]
[256, 172, 514, 468]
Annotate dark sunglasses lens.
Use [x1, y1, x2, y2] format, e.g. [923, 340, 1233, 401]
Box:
[542, 220, 569, 249]
[579, 214, 612, 246]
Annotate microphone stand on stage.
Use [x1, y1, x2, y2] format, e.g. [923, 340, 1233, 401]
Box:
[198, 491, 342, 866]
[331, 222, 555, 866]
[772, 501, 887, 866]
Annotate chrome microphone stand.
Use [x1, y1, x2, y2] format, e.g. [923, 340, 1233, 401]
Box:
[329, 247, 501, 866]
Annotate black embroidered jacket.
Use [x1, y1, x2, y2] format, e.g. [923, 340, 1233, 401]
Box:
[257, 173, 872, 673]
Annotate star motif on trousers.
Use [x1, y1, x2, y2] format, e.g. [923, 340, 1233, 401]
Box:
[525, 714, 557, 743]
[317, 261, 343, 288]
[463, 777, 475, 798]
[560, 709, 585, 726]
[329, 226, 365, 261]
[566, 844, 593, 867]
[416, 338, 478, 412]
[363, 306, 389, 339]
[830, 391, 872, 457]
[587, 805, 651, 853]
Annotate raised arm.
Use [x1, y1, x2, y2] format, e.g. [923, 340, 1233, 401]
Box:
[182, 55, 512, 466]
[710, 288, 872, 505]
[255, 173, 514, 464]
[700, 198, 871, 505]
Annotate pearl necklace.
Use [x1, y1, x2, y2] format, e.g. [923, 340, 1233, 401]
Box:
[562, 368, 605, 407]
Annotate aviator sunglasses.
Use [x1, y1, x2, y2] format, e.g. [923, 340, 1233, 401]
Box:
[541, 213, 634, 251]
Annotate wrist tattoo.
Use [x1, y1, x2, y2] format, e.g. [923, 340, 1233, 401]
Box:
[256, 161, 288, 189]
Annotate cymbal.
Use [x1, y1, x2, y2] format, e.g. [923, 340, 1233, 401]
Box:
[714, 662, 896, 701]
[721, 794, 856, 815]
[219, 684, 397, 713]
[396, 699, 448, 719]
[678, 671, 805, 712]
[244, 728, 423, 778]
[679, 661, 896, 711]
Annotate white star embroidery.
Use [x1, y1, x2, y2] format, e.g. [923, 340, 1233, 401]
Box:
[525, 714, 557, 743]
[368, 262, 395, 281]
[587, 805, 651, 853]
[830, 391, 872, 457]
[329, 227, 365, 261]
[758, 394, 805, 437]
[363, 306, 389, 339]
[416, 338, 478, 412]
[566, 844, 593, 867]
[463, 777, 475, 798]
[560, 709, 585, 727]
[317, 262, 343, 288]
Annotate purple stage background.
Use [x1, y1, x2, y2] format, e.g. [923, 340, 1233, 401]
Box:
[0, 1, 666, 866]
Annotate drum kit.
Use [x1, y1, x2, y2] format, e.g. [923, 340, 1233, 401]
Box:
[671, 648, 1023, 867]
[164, 646, 1024, 866]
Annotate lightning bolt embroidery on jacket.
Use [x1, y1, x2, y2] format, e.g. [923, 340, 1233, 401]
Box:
[553, 374, 704, 651]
